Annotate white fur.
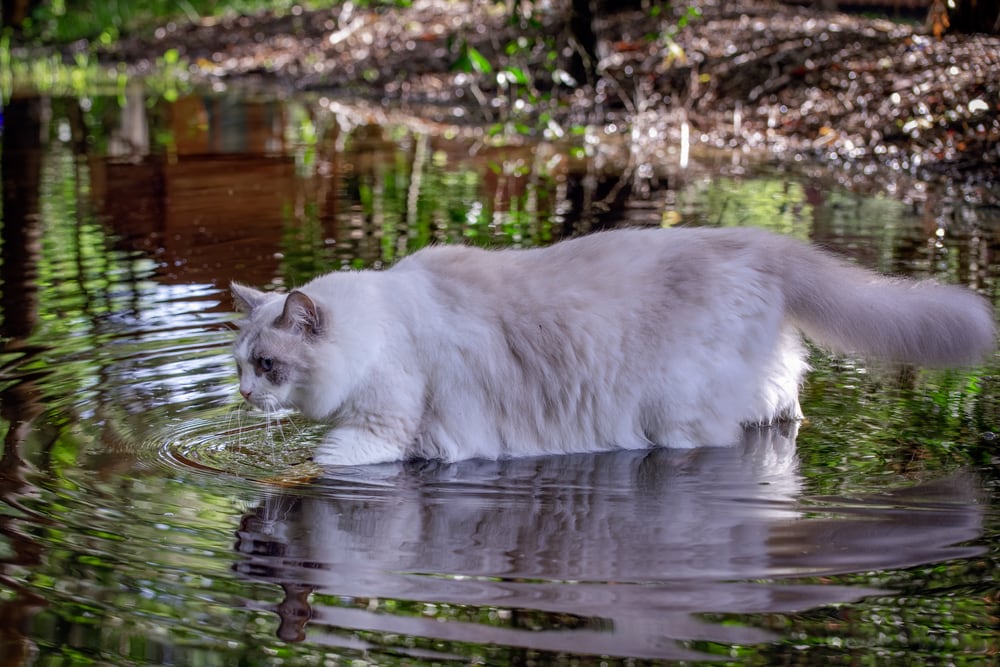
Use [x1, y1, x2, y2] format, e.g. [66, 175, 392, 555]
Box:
[231, 227, 995, 466]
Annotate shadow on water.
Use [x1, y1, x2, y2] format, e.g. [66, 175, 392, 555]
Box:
[234, 424, 985, 662]
[0, 83, 998, 664]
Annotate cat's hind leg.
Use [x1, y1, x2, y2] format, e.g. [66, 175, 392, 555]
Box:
[743, 325, 809, 426]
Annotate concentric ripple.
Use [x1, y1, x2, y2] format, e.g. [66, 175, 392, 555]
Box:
[158, 405, 328, 480]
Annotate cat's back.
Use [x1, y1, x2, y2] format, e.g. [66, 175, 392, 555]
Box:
[390, 226, 779, 295]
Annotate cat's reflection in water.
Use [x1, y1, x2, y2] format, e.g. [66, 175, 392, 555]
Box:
[233, 423, 984, 660]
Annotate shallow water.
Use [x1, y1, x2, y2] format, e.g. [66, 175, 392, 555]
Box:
[1, 88, 998, 665]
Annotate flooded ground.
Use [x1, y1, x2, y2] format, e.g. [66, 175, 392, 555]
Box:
[1, 86, 998, 665]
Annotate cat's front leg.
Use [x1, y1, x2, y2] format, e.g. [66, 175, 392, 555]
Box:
[313, 426, 408, 466]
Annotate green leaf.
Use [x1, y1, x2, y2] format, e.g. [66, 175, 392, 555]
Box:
[452, 42, 493, 74]
[466, 45, 493, 74]
[504, 67, 529, 86]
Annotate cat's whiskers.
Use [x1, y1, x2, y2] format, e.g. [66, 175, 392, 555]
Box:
[270, 414, 286, 466]
[224, 402, 240, 446]
[260, 396, 287, 466]
[229, 401, 260, 464]
[283, 412, 304, 436]
[235, 402, 249, 450]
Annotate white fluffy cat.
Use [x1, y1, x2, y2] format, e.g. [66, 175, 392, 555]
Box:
[231, 227, 995, 466]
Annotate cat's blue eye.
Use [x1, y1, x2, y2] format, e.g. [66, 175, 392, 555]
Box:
[258, 357, 273, 372]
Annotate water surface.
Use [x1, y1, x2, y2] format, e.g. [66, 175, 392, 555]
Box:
[1, 87, 998, 665]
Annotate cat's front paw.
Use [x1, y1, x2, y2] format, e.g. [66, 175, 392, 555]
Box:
[314, 427, 406, 466]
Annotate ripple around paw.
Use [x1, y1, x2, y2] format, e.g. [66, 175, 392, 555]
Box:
[157, 407, 328, 481]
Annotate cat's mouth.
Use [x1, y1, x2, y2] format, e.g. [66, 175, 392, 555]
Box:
[239, 393, 287, 414]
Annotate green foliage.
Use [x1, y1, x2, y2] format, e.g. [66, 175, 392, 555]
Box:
[0, 39, 192, 104]
[275, 114, 558, 287]
[674, 176, 815, 239]
[452, 40, 493, 75]
[443, 1, 705, 139]
[15, 0, 413, 45]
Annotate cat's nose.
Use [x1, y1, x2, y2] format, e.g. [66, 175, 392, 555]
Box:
[240, 388, 252, 400]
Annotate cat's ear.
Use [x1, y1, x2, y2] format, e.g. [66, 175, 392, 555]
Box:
[231, 282, 269, 314]
[277, 291, 322, 336]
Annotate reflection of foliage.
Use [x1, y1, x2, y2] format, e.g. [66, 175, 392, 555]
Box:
[0, 42, 190, 104]
[2, 89, 999, 667]
[677, 176, 814, 239]
[0, 45, 124, 101]
[12, 140, 128, 409]
[277, 118, 561, 285]
[797, 355, 989, 495]
[700, 543, 1000, 666]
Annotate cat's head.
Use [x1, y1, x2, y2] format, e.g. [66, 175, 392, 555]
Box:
[231, 283, 325, 416]
[231, 279, 384, 420]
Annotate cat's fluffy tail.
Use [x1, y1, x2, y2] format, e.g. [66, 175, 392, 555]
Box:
[780, 239, 995, 367]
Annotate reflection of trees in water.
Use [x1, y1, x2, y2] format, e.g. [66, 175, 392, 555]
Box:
[0, 87, 995, 665]
[76, 89, 1000, 309]
[0, 91, 223, 526]
[675, 172, 1000, 316]
[0, 378, 53, 667]
[1, 96, 43, 339]
[0, 94, 122, 665]
[85, 92, 646, 287]
[0, 94, 48, 667]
